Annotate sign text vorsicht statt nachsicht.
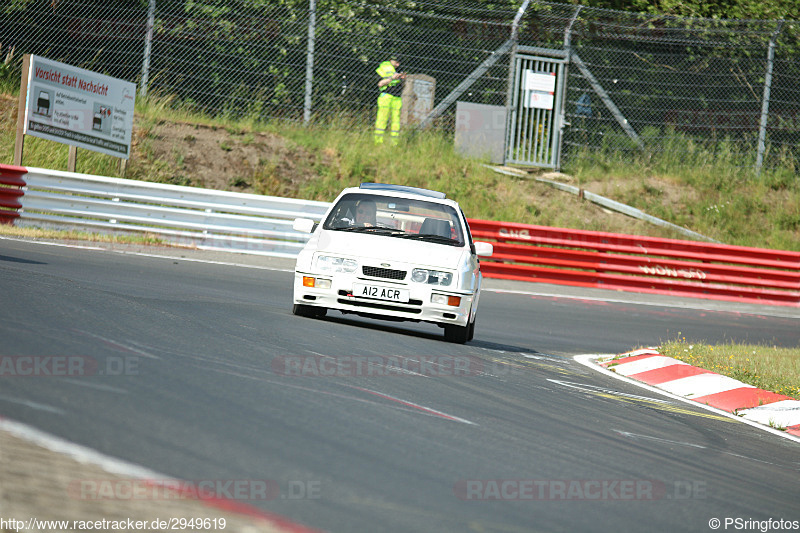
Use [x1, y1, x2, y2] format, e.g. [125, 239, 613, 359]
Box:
[24, 55, 135, 159]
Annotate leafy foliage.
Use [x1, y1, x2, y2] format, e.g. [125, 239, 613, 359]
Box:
[563, 0, 800, 19]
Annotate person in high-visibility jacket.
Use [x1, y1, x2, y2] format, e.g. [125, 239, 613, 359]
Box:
[374, 56, 405, 145]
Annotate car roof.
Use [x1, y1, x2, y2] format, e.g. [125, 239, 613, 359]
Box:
[332, 184, 460, 210]
[358, 182, 446, 199]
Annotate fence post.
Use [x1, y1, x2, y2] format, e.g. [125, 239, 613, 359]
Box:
[303, 0, 316, 124]
[140, 0, 156, 98]
[502, 0, 532, 164]
[555, 5, 582, 170]
[755, 20, 783, 176]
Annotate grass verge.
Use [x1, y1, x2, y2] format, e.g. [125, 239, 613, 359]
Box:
[659, 339, 800, 401]
[0, 224, 168, 246]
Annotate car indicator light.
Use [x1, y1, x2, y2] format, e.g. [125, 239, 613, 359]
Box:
[303, 276, 331, 289]
[431, 294, 461, 307]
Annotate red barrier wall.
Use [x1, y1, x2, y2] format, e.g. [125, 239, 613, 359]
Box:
[0, 165, 27, 225]
[468, 218, 800, 307]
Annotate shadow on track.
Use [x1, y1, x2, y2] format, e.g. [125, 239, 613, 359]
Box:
[307, 312, 562, 358]
[0, 254, 47, 265]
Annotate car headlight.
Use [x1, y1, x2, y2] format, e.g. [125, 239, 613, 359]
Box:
[411, 268, 453, 286]
[316, 255, 358, 273]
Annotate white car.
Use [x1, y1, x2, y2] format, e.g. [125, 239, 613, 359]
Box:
[292, 183, 493, 343]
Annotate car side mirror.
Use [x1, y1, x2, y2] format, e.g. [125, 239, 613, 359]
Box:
[293, 218, 316, 234]
[474, 241, 493, 257]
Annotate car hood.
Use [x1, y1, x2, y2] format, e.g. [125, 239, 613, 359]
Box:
[312, 229, 467, 269]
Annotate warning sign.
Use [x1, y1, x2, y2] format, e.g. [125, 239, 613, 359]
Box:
[523, 70, 555, 110]
[23, 55, 136, 159]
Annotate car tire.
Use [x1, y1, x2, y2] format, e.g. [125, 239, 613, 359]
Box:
[444, 323, 470, 344]
[292, 304, 326, 318]
[467, 317, 475, 342]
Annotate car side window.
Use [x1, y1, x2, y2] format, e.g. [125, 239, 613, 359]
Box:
[459, 208, 476, 254]
[326, 200, 357, 229]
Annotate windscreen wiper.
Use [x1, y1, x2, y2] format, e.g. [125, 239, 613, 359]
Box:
[398, 233, 458, 245]
[333, 226, 404, 235]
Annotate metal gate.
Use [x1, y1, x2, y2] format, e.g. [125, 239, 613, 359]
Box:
[505, 52, 567, 169]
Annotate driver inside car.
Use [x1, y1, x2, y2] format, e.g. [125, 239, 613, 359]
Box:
[354, 199, 377, 227]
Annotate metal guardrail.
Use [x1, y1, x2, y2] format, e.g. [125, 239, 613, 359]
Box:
[3, 164, 798, 306]
[2, 164, 330, 258]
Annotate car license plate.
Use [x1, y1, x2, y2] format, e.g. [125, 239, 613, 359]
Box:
[353, 283, 409, 303]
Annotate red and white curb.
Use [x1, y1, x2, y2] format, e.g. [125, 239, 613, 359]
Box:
[596, 348, 800, 438]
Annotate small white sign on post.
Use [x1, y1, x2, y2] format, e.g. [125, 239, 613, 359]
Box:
[23, 55, 136, 159]
[523, 70, 556, 110]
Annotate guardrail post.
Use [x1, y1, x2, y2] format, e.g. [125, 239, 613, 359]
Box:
[0, 165, 28, 225]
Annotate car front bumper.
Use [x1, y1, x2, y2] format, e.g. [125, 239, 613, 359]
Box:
[293, 271, 475, 327]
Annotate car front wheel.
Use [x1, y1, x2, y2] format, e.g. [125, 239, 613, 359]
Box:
[444, 322, 470, 344]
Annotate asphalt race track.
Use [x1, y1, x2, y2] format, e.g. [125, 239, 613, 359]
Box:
[1, 237, 798, 532]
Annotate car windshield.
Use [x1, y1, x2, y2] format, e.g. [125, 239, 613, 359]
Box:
[323, 193, 465, 246]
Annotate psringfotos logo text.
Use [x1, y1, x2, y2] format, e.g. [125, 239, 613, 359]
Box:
[454, 479, 707, 501]
[272, 354, 486, 377]
[0, 355, 139, 376]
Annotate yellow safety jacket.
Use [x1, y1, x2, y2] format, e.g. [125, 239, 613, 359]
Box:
[376, 61, 402, 97]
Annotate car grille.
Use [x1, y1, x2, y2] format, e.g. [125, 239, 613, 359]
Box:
[362, 266, 407, 280]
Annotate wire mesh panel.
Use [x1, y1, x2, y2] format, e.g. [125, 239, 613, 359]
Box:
[1, 1, 799, 173]
[0, 2, 148, 82]
[0, 0, 521, 126]
[765, 25, 800, 169]
[114, 0, 314, 121]
[310, 0, 517, 127]
[534, 8, 798, 171]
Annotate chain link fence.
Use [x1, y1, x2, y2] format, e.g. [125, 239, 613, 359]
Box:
[1, 0, 799, 172]
[547, 5, 800, 171]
